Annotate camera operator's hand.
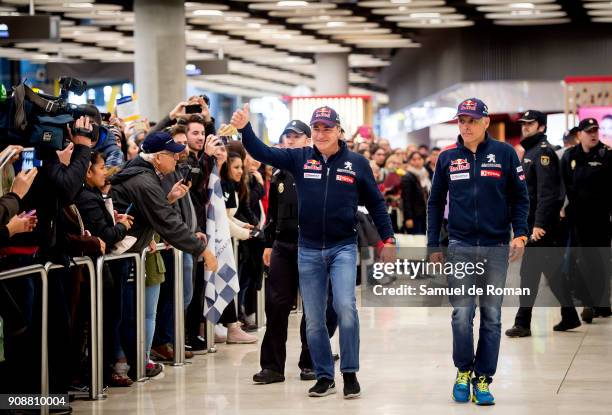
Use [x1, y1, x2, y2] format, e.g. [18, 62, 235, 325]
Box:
[117, 214, 134, 231]
[169, 101, 189, 121]
[70, 116, 93, 146]
[167, 180, 190, 204]
[7, 212, 37, 237]
[230, 104, 250, 130]
[56, 142, 74, 166]
[202, 247, 218, 272]
[204, 135, 222, 157]
[10, 168, 38, 199]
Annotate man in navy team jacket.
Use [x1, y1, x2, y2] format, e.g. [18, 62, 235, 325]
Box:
[427, 98, 529, 406]
[231, 104, 395, 399]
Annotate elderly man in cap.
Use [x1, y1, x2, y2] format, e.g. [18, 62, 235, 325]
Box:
[561, 118, 612, 323]
[110, 131, 217, 270]
[428, 98, 529, 405]
[232, 104, 395, 399]
[505, 110, 580, 338]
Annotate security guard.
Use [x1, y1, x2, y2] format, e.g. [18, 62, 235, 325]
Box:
[253, 120, 337, 384]
[561, 118, 612, 323]
[506, 110, 580, 338]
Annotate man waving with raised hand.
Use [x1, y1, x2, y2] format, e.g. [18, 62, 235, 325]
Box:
[231, 104, 395, 399]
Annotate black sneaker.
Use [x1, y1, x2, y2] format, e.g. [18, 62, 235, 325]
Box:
[594, 307, 612, 318]
[333, 353, 340, 362]
[308, 377, 336, 397]
[188, 335, 208, 355]
[300, 368, 316, 381]
[253, 369, 285, 384]
[505, 325, 531, 337]
[581, 307, 594, 324]
[553, 319, 581, 331]
[342, 372, 361, 399]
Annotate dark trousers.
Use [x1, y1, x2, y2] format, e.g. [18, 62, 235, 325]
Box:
[260, 240, 337, 374]
[153, 250, 175, 347]
[186, 260, 204, 342]
[515, 233, 578, 328]
[570, 220, 611, 309]
[238, 239, 264, 317]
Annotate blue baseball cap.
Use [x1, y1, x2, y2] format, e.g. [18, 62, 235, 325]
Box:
[310, 106, 341, 128]
[455, 98, 489, 119]
[142, 131, 186, 154]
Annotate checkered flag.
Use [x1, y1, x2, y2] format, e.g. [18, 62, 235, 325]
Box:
[203, 164, 239, 323]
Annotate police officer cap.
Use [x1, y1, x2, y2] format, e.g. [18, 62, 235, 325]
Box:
[518, 110, 547, 126]
[577, 118, 599, 132]
[282, 120, 311, 138]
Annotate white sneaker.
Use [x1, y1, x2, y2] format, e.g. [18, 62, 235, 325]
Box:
[215, 324, 228, 343]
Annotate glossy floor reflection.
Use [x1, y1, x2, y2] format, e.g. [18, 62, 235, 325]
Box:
[73, 307, 612, 414]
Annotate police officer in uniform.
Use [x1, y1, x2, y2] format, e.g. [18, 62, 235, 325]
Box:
[506, 110, 580, 338]
[253, 120, 338, 385]
[561, 118, 612, 323]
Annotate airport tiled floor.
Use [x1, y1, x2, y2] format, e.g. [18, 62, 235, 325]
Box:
[73, 307, 612, 415]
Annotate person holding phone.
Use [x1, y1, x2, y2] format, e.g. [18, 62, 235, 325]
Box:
[150, 95, 216, 138]
[0, 168, 38, 243]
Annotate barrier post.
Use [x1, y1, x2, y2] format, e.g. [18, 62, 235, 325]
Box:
[45, 257, 97, 400]
[205, 319, 216, 353]
[172, 248, 185, 366]
[256, 283, 265, 328]
[94, 252, 141, 398]
[0, 265, 49, 414]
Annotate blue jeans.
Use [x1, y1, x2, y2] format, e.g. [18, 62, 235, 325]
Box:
[298, 243, 359, 380]
[447, 240, 509, 382]
[153, 251, 195, 348]
[183, 253, 194, 310]
[145, 284, 161, 361]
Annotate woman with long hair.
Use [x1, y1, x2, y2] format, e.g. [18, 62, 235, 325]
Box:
[400, 151, 431, 235]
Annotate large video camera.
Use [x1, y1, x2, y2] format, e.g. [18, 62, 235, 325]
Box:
[0, 76, 106, 158]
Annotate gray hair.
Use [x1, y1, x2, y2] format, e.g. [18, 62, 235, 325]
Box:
[139, 152, 158, 163]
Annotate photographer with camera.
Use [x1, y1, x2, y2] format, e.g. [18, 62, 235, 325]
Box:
[0, 114, 97, 400]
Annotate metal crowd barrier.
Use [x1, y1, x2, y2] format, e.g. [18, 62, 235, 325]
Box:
[171, 248, 185, 366]
[94, 251, 141, 398]
[137, 244, 185, 380]
[44, 257, 97, 402]
[0, 264, 49, 414]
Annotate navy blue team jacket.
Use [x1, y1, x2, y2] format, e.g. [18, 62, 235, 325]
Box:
[239, 123, 394, 249]
[427, 133, 529, 247]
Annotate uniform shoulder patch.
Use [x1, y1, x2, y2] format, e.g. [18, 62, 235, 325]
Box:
[540, 155, 550, 166]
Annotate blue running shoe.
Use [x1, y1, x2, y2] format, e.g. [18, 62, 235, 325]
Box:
[472, 375, 495, 406]
[452, 370, 471, 403]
